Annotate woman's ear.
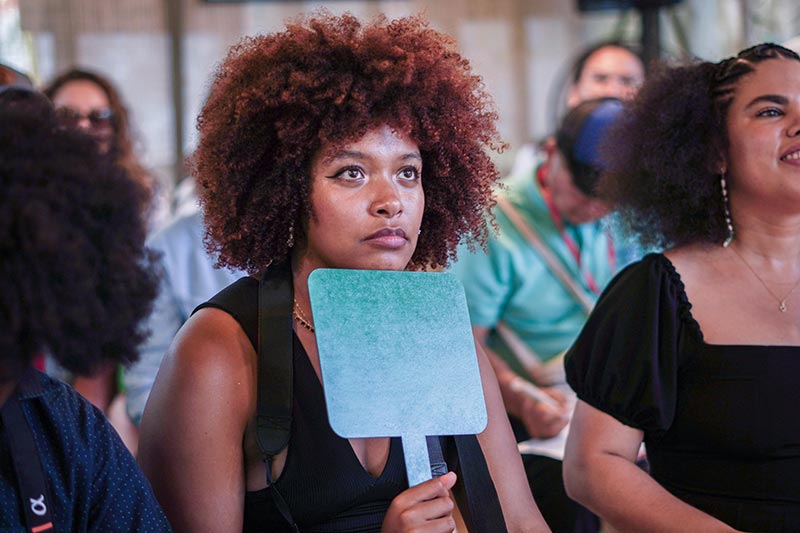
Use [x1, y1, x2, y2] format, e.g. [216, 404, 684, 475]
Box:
[709, 152, 727, 175]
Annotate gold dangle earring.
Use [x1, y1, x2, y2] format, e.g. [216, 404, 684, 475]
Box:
[720, 174, 734, 248]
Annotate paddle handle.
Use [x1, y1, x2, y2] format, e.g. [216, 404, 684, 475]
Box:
[401, 434, 433, 486]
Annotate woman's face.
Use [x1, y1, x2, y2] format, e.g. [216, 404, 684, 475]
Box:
[51, 79, 115, 153]
[567, 46, 644, 107]
[299, 124, 424, 272]
[725, 58, 800, 211]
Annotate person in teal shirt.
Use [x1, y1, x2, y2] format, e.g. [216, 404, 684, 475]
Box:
[450, 97, 625, 532]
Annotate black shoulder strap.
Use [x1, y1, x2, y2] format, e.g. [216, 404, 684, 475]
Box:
[1, 369, 56, 533]
[426, 436, 447, 478]
[255, 261, 294, 460]
[254, 262, 299, 532]
[453, 434, 508, 533]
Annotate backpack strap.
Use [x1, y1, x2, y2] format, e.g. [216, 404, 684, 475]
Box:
[1, 369, 56, 533]
[254, 262, 299, 531]
[453, 434, 508, 533]
[426, 436, 448, 478]
[255, 261, 294, 459]
[194, 268, 298, 529]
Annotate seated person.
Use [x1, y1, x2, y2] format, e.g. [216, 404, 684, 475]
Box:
[125, 210, 242, 426]
[511, 40, 644, 180]
[564, 43, 800, 533]
[450, 97, 625, 532]
[0, 87, 169, 531]
[137, 12, 548, 532]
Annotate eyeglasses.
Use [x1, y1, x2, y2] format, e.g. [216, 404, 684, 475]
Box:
[55, 106, 115, 129]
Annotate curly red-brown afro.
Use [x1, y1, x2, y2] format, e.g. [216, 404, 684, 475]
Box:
[193, 12, 504, 273]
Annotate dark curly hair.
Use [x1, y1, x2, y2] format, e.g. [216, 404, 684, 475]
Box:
[571, 40, 644, 84]
[0, 88, 159, 379]
[193, 12, 505, 273]
[42, 69, 153, 198]
[598, 43, 800, 249]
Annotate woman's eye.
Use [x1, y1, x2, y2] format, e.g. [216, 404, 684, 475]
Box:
[756, 107, 782, 118]
[398, 167, 420, 181]
[332, 166, 364, 181]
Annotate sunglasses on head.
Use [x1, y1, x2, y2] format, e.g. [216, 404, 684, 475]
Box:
[55, 106, 115, 128]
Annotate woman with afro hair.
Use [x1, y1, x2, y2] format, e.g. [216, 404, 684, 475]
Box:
[43, 69, 171, 451]
[0, 87, 169, 530]
[138, 12, 548, 533]
[563, 44, 800, 531]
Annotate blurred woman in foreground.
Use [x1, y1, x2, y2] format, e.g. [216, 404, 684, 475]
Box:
[0, 87, 168, 530]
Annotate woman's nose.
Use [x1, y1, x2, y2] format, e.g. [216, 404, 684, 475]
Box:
[76, 117, 92, 131]
[370, 178, 403, 218]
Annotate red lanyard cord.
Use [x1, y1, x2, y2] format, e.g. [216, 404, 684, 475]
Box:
[536, 164, 615, 295]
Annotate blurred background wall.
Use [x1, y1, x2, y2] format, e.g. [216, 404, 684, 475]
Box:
[2, 0, 799, 189]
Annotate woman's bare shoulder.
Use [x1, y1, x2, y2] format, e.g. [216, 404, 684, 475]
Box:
[153, 307, 257, 419]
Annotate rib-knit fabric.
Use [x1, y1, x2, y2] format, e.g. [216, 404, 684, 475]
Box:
[198, 277, 436, 532]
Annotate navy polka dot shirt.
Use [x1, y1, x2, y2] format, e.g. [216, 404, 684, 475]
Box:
[0, 370, 172, 531]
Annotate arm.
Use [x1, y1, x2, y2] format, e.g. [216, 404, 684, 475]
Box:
[473, 326, 568, 439]
[85, 402, 172, 531]
[472, 342, 551, 532]
[138, 308, 254, 532]
[125, 273, 186, 426]
[563, 400, 739, 533]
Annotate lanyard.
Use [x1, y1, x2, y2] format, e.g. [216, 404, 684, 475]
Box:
[1, 369, 56, 533]
[536, 165, 615, 295]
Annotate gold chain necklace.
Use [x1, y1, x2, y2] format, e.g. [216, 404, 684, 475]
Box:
[293, 298, 315, 332]
[730, 246, 800, 313]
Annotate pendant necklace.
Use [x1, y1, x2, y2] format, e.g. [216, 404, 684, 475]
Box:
[729, 246, 800, 313]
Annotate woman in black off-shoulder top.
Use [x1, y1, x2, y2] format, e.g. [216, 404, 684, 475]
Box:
[563, 43, 800, 533]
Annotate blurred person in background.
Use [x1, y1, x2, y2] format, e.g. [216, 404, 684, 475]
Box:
[0, 86, 169, 531]
[450, 97, 625, 533]
[124, 210, 242, 426]
[564, 41, 645, 109]
[0, 62, 33, 88]
[512, 41, 644, 180]
[43, 68, 171, 231]
[42, 68, 171, 451]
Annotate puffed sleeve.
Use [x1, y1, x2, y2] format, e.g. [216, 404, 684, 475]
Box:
[565, 253, 692, 438]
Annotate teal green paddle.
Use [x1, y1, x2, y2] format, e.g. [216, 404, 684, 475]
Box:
[308, 269, 487, 486]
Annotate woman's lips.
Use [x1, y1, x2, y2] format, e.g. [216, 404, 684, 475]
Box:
[364, 227, 408, 248]
[780, 144, 800, 163]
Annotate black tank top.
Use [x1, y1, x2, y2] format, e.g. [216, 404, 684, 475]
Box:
[197, 277, 456, 532]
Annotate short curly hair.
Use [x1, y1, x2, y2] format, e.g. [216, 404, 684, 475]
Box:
[193, 12, 504, 273]
[0, 88, 159, 377]
[598, 43, 800, 249]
